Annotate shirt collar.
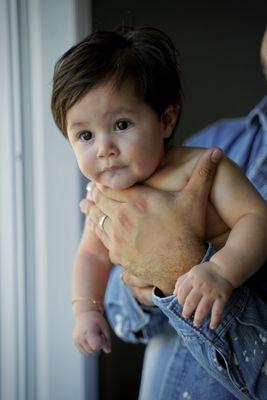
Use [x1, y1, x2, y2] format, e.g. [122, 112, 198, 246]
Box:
[247, 95, 267, 131]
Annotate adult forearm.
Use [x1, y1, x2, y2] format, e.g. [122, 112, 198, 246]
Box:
[153, 240, 206, 295]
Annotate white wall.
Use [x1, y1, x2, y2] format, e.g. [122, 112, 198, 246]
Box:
[0, 0, 97, 399]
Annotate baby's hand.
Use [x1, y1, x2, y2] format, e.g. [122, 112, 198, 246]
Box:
[174, 262, 233, 329]
[73, 311, 111, 356]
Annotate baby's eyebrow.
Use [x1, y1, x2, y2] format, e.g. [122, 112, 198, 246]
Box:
[108, 107, 139, 115]
[68, 107, 139, 132]
[69, 121, 88, 131]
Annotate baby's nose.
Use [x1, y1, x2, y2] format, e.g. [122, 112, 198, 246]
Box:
[96, 136, 119, 158]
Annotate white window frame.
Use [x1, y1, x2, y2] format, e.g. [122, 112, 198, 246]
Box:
[0, 0, 97, 399]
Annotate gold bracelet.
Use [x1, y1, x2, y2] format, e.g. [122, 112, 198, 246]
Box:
[71, 296, 104, 313]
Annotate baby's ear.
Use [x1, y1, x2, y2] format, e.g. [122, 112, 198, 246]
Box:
[161, 104, 180, 138]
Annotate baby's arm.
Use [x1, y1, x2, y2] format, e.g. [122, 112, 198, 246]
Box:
[72, 216, 112, 355]
[209, 157, 267, 285]
[175, 156, 267, 329]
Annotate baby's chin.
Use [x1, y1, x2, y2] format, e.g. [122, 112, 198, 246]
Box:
[102, 181, 135, 190]
[99, 176, 139, 190]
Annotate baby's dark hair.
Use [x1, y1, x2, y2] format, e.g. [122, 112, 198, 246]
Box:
[51, 26, 183, 138]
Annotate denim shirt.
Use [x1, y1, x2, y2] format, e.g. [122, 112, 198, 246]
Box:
[105, 96, 267, 400]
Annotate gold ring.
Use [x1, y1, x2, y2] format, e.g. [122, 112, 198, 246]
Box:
[99, 214, 108, 229]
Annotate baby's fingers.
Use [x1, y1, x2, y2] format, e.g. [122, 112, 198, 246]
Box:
[182, 290, 202, 319]
[176, 277, 193, 306]
[102, 334, 111, 354]
[193, 297, 213, 327]
[101, 325, 111, 354]
[89, 332, 105, 353]
[75, 342, 88, 356]
[173, 275, 187, 296]
[209, 299, 225, 330]
[74, 335, 94, 356]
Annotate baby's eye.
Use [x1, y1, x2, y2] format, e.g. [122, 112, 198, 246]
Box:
[78, 130, 93, 141]
[114, 120, 132, 131]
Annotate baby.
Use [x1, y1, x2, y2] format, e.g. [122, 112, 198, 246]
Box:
[51, 26, 267, 356]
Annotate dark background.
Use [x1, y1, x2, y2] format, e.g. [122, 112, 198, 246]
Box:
[90, 1, 267, 399]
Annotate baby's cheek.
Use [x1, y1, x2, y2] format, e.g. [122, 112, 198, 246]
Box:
[136, 157, 159, 178]
[78, 158, 95, 180]
[129, 153, 145, 169]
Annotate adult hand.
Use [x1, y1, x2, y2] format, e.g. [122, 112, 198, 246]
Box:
[120, 271, 154, 306]
[80, 148, 222, 295]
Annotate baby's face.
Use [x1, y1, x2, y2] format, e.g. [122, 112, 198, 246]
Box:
[66, 79, 172, 189]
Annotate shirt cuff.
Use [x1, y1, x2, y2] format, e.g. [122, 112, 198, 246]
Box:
[105, 266, 167, 343]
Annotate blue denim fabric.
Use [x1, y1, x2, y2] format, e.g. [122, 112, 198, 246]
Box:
[106, 266, 237, 400]
[153, 285, 267, 400]
[105, 96, 267, 399]
[139, 323, 237, 400]
[105, 266, 167, 344]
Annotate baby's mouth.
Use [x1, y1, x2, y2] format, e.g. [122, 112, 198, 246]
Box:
[102, 166, 119, 172]
[101, 165, 127, 173]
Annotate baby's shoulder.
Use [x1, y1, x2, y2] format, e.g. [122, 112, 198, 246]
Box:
[163, 145, 206, 168]
[145, 146, 205, 191]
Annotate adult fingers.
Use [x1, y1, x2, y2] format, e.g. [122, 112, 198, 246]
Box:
[93, 182, 154, 205]
[80, 198, 94, 216]
[87, 204, 112, 237]
[185, 147, 223, 200]
[91, 185, 123, 218]
[121, 271, 151, 288]
[93, 184, 127, 203]
[133, 286, 154, 306]
[87, 203, 103, 223]
[82, 201, 112, 243]
[94, 221, 111, 250]
[86, 181, 94, 200]
[120, 272, 154, 305]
